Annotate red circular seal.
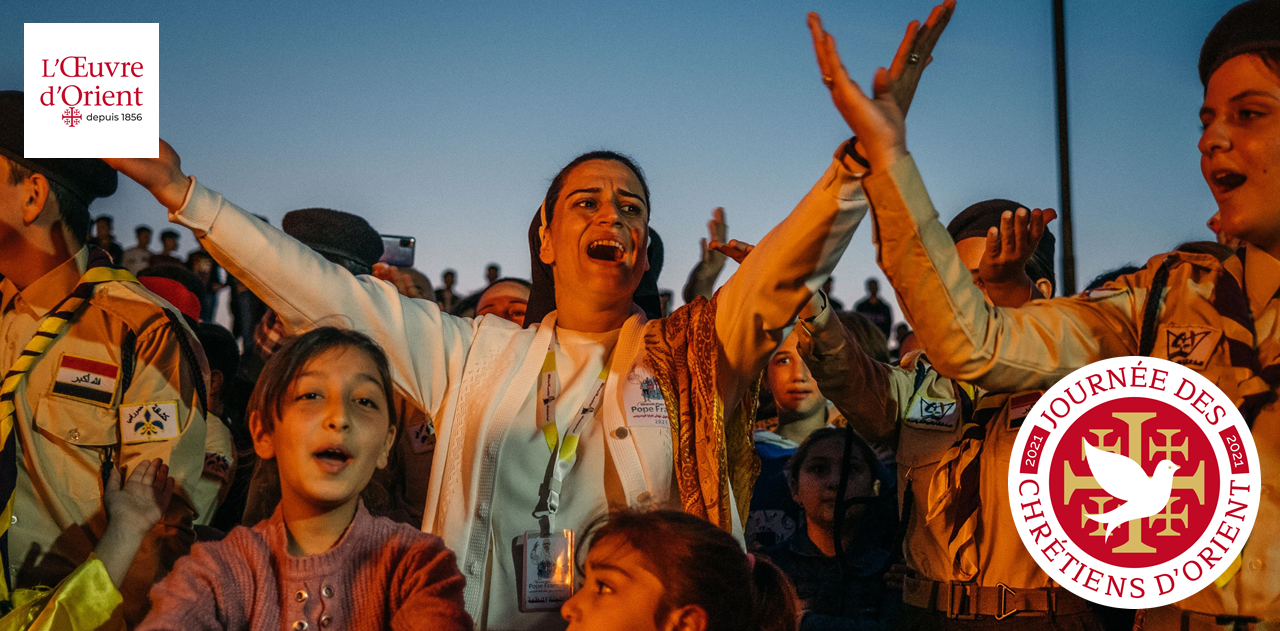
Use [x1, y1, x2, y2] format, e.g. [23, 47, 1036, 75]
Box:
[1009, 357, 1260, 608]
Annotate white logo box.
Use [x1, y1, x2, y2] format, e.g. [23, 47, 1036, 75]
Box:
[24, 23, 158, 158]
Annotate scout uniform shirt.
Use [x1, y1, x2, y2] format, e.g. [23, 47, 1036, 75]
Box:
[797, 304, 1050, 589]
[0, 247, 211, 618]
[862, 154, 1280, 624]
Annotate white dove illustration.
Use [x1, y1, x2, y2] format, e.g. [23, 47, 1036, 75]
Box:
[1083, 443, 1180, 542]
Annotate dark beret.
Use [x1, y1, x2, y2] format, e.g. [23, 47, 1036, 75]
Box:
[947, 198, 1056, 289]
[1200, 0, 1280, 87]
[0, 91, 117, 205]
[281, 208, 383, 276]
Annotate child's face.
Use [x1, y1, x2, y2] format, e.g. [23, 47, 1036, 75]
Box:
[252, 345, 396, 512]
[766, 332, 824, 420]
[793, 436, 875, 529]
[562, 535, 694, 631]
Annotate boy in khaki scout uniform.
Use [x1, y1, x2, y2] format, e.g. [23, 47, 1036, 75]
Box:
[0, 91, 212, 621]
[807, 1, 1280, 628]
[797, 201, 1101, 629]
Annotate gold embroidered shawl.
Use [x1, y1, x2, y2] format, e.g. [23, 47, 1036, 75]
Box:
[644, 292, 761, 531]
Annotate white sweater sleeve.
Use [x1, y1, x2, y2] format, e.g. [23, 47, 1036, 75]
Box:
[170, 178, 473, 412]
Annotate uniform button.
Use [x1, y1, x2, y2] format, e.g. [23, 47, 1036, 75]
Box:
[320, 615, 333, 628]
[295, 590, 308, 602]
[468, 560, 481, 575]
[476, 503, 489, 519]
[9, 515, 15, 525]
[68, 429, 79, 442]
[487, 443, 499, 457]
[636, 492, 652, 504]
[1250, 559, 1264, 570]
[613, 427, 630, 439]
[293, 621, 308, 631]
[322, 585, 333, 598]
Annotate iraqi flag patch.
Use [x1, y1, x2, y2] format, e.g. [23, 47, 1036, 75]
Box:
[119, 401, 180, 443]
[1007, 391, 1042, 429]
[50, 354, 119, 407]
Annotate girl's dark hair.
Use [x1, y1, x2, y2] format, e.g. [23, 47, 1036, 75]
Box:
[786, 426, 878, 495]
[541, 150, 651, 225]
[247, 326, 397, 433]
[581, 509, 799, 631]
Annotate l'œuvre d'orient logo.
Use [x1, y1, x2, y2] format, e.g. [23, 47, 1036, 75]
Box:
[39, 56, 147, 127]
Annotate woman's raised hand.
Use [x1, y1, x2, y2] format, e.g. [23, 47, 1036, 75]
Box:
[808, 1, 954, 172]
[103, 139, 190, 211]
[879, 1, 955, 117]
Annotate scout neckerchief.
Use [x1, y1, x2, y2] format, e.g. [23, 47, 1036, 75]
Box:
[0, 248, 137, 602]
[922, 381, 988, 580]
[532, 332, 611, 534]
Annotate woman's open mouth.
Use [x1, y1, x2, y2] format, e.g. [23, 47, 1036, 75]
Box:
[586, 239, 626, 262]
[314, 446, 352, 474]
[1211, 169, 1247, 196]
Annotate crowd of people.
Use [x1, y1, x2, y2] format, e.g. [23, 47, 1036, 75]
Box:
[1, 0, 1278, 629]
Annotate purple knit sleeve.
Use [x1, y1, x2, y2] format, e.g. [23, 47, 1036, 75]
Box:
[388, 532, 473, 631]
[136, 531, 256, 630]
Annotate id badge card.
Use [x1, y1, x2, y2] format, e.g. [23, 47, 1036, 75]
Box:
[520, 529, 575, 611]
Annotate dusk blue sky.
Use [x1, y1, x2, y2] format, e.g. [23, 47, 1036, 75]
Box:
[4, 1, 1236, 320]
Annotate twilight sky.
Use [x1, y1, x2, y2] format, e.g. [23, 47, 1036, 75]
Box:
[3, 0, 1236, 322]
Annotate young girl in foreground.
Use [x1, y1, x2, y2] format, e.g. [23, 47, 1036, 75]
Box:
[138, 327, 471, 631]
[561, 509, 799, 631]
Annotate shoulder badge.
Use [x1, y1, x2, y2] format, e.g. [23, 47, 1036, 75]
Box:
[50, 354, 119, 407]
[904, 394, 959, 431]
[119, 401, 180, 443]
[1164, 326, 1221, 369]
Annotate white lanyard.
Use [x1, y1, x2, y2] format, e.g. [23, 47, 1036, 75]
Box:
[533, 332, 610, 531]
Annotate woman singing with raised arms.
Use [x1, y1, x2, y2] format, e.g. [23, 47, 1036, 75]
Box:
[104, 5, 951, 627]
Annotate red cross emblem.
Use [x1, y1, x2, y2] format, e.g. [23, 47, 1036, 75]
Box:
[62, 107, 82, 128]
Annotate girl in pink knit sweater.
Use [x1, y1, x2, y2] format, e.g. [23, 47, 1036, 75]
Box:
[138, 327, 471, 631]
